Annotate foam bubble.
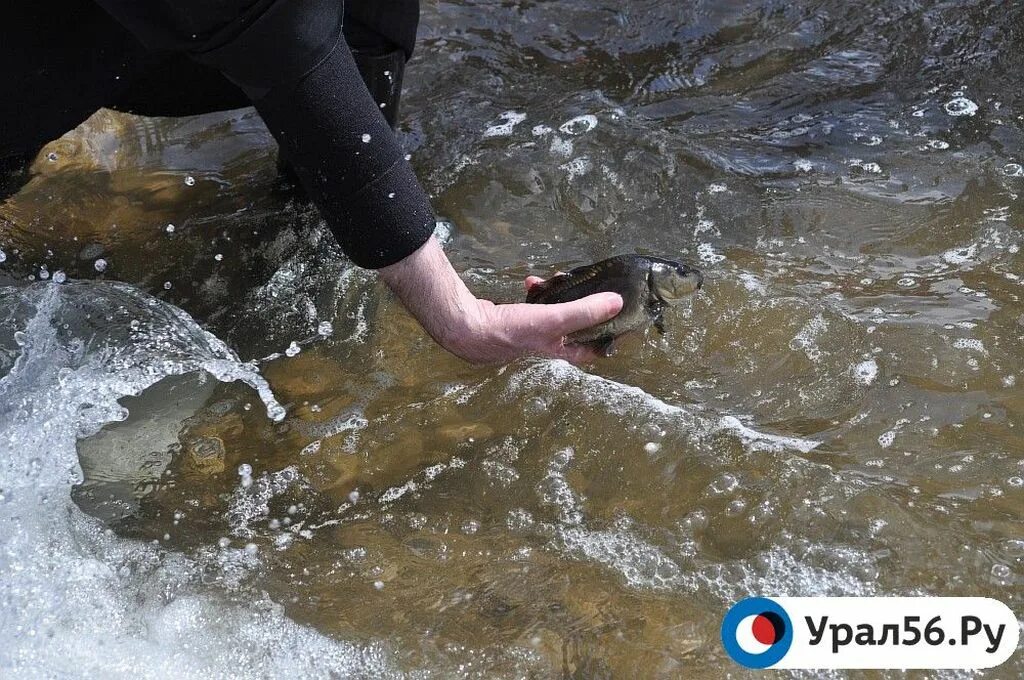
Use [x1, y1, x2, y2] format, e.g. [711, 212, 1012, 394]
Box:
[559, 157, 592, 180]
[558, 114, 597, 136]
[852, 359, 879, 386]
[483, 110, 527, 138]
[942, 243, 978, 265]
[944, 97, 978, 117]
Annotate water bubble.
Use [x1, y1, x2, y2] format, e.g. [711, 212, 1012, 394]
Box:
[793, 159, 813, 173]
[927, 139, 949, 150]
[725, 499, 747, 516]
[39, 267, 49, 280]
[163, 281, 172, 290]
[643, 442, 661, 454]
[268, 518, 280, 530]
[214, 253, 224, 262]
[52, 270, 66, 284]
[897, 276, 917, 288]
[361, 133, 371, 143]
[244, 543, 258, 555]
[680, 509, 708, 532]
[990, 564, 1011, 579]
[0, 249, 6, 263]
[373, 580, 385, 590]
[1007, 476, 1023, 488]
[387, 192, 395, 199]
[317, 321, 333, 337]
[184, 175, 196, 186]
[347, 490, 360, 504]
[460, 520, 480, 534]
[944, 97, 978, 117]
[709, 473, 739, 495]
[285, 341, 301, 357]
[1003, 163, 1023, 177]
[47, 152, 58, 162]
[165, 224, 175, 234]
[217, 537, 231, 548]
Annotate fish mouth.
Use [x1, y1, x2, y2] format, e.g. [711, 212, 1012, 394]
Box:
[674, 268, 704, 296]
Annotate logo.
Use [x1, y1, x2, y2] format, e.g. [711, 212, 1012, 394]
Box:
[721, 597, 1017, 670]
[721, 597, 793, 669]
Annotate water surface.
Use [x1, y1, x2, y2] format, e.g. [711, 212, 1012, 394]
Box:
[1, 0, 1021, 676]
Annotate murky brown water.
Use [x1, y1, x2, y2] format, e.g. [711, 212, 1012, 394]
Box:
[1, 0, 1022, 676]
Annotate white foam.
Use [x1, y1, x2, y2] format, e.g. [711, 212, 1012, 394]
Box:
[549, 136, 573, 158]
[944, 97, 978, 117]
[697, 242, 726, 264]
[790, 313, 828, 362]
[557, 114, 597, 136]
[506, 360, 819, 454]
[0, 282, 398, 678]
[953, 337, 987, 354]
[852, 359, 879, 386]
[559, 156, 591, 180]
[483, 110, 526, 138]
[942, 243, 978, 265]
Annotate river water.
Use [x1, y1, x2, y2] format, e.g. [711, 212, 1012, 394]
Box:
[1, 0, 1021, 677]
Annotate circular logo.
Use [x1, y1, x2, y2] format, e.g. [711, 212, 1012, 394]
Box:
[721, 597, 793, 668]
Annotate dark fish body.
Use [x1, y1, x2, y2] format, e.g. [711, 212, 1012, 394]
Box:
[526, 254, 703, 351]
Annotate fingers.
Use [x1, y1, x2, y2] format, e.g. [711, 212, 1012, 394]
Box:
[548, 292, 623, 336]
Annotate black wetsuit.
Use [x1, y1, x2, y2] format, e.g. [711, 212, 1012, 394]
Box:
[1, 1, 433, 269]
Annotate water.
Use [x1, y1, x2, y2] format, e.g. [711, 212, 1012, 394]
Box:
[1, 0, 1022, 676]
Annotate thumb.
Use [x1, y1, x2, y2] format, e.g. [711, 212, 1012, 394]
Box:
[549, 292, 623, 336]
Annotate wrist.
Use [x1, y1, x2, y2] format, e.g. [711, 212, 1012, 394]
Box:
[379, 236, 492, 358]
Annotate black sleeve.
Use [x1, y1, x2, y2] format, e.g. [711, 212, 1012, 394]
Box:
[95, 0, 435, 269]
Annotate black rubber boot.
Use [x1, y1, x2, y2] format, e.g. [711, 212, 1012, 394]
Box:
[352, 47, 406, 130]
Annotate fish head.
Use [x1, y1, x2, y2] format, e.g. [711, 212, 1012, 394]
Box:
[648, 258, 703, 303]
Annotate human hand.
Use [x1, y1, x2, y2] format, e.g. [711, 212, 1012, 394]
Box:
[442, 283, 623, 364]
[378, 237, 622, 365]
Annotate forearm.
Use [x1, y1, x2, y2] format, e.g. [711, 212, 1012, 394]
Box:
[96, 0, 435, 269]
[378, 236, 485, 350]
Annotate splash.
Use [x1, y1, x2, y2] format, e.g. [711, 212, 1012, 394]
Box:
[0, 281, 398, 678]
